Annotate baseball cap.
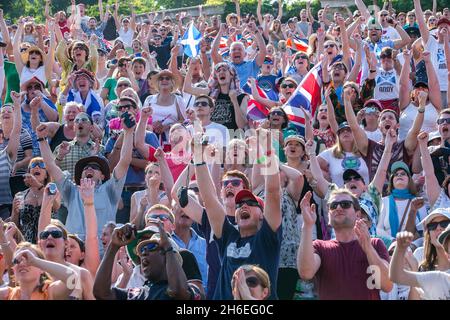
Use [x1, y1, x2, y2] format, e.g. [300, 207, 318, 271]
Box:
[390, 161, 411, 176]
[235, 190, 264, 210]
[367, 18, 382, 30]
[337, 121, 351, 133]
[437, 17, 450, 27]
[284, 134, 306, 147]
[343, 169, 365, 184]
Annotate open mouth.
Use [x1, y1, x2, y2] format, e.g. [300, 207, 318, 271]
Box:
[86, 173, 94, 179]
[384, 124, 391, 131]
[240, 211, 251, 220]
[333, 72, 341, 77]
[443, 127, 449, 134]
[33, 171, 41, 176]
[46, 243, 56, 249]
[226, 190, 235, 198]
[219, 75, 226, 81]
[320, 114, 327, 120]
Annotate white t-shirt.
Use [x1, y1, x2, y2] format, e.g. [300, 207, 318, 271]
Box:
[399, 103, 439, 141]
[414, 271, 450, 300]
[413, 246, 425, 264]
[425, 36, 448, 92]
[377, 197, 428, 240]
[374, 67, 399, 101]
[317, 149, 369, 187]
[118, 27, 134, 48]
[382, 26, 401, 42]
[187, 122, 230, 149]
[364, 128, 383, 143]
[114, 265, 146, 289]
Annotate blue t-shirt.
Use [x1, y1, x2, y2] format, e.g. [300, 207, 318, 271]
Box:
[198, 209, 236, 300]
[21, 97, 58, 156]
[105, 131, 159, 185]
[213, 218, 282, 300]
[232, 59, 260, 88]
[367, 39, 395, 61]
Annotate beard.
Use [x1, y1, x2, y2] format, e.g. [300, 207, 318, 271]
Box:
[330, 216, 354, 230]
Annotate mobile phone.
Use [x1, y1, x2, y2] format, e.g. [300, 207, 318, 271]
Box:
[121, 111, 136, 128]
[201, 135, 209, 145]
[48, 183, 57, 195]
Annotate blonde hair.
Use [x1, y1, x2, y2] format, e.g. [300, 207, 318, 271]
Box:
[331, 137, 360, 159]
[145, 204, 175, 224]
[231, 264, 271, 298]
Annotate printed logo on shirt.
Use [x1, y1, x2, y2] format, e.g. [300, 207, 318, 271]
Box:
[341, 155, 361, 170]
[226, 242, 252, 259]
[437, 49, 447, 70]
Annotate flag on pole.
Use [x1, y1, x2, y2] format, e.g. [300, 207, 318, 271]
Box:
[282, 63, 323, 135]
[180, 23, 202, 57]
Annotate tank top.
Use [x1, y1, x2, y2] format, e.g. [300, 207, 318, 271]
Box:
[20, 66, 46, 86]
[374, 67, 399, 101]
[49, 124, 72, 152]
[6, 280, 52, 300]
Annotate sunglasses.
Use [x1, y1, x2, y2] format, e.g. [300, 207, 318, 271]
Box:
[408, 15, 415, 18]
[270, 110, 285, 117]
[344, 176, 362, 183]
[148, 214, 171, 222]
[380, 14, 388, 17]
[295, 55, 308, 60]
[245, 276, 261, 288]
[281, 83, 296, 89]
[193, 101, 209, 108]
[139, 242, 159, 255]
[333, 64, 346, 71]
[117, 83, 130, 88]
[27, 84, 41, 91]
[84, 163, 101, 171]
[215, 65, 229, 72]
[30, 162, 46, 169]
[75, 117, 90, 124]
[329, 200, 353, 210]
[40, 230, 64, 240]
[118, 63, 127, 67]
[324, 43, 336, 49]
[236, 199, 261, 209]
[118, 104, 136, 110]
[154, 37, 162, 41]
[159, 76, 171, 81]
[223, 179, 243, 187]
[437, 118, 450, 125]
[263, 60, 273, 65]
[393, 171, 408, 177]
[29, 50, 41, 55]
[20, 47, 28, 53]
[427, 220, 450, 231]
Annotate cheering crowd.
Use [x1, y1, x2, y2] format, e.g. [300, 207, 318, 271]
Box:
[0, 0, 449, 300]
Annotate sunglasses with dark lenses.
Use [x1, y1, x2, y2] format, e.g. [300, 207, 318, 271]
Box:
[29, 50, 41, 55]
[437, 118, 450, 125]
[236, 199, 261, 209]
[194, 101, 209, 108]
[380, 14, 388, 17]
[20, 47, 28, 53]
[281, 83, 296, 89]
[75, 117, 90, 124]
[245, 276, 261, 288]
[39, 230, 64, 240]
[149, 214, 170, 222]
[270, 110, 285, 116]
[27, 84, 41, 91]
[296, 55, 308, 60]
[118, 104, 136, 110]
[30, 162, 46, 169]
[324, 43, 336, 49]
[159, 76, 171, 81]
[84, 163, 101, 171]
[329, 200, 354, 210]
[118, 63, 127, 67]
[117, 83, 130, 88]
[344, 176, 362, 183]
[139, 242, 159, 255]
[427, 220, 450, 231]
[223, 179, 243, 187]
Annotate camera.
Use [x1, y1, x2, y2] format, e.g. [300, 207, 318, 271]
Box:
[121, 111, 136, 128]
[48, 183, 57, 195]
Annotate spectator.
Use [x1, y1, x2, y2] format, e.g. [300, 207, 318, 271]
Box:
[232, 264, 271, 300]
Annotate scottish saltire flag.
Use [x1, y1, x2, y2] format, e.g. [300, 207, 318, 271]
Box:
[283, 63, 323, 135]
[286, 37, 309, 52]
[180, 23, 202, 57]
[242, 82, 271, 121]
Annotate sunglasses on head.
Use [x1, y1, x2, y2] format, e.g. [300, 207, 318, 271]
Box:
[223, 179, 243, 187]
[236, 199, 261, 209]
[329, 200, 353, 210]
[245, 276, 262, 288]
[84, 163, 101, 171]
[139, 242, 159, 255]
[194, 101, 209, 108]
[30, 161, 46, 169]
[281, 83, 295, 89]
[437, 118, 450, 125]
[27, 84, 41, 91]
[40, 230, 64, 240]
[426, 220, 450, 231]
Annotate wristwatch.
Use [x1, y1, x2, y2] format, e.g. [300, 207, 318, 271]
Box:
[37, 137, 47, 142]
[418, 106, 425, 113]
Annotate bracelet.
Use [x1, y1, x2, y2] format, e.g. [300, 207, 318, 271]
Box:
[83, 201, 95, 206]
[193, 162, 206, 166]
[418, 107, 425, 113]
[37, 137, 47, 142]
[256, 155, 267, 164]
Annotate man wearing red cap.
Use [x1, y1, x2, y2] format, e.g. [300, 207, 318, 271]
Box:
[193, 128, 282, 300]
[415, 0, 450, 106]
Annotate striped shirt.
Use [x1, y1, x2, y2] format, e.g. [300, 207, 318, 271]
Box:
[0, 149, 13, 205]
[0, 129, 33, 176]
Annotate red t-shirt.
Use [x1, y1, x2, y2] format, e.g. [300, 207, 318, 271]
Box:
[312, 238, 389, 300]
[148, 147, 188, 182]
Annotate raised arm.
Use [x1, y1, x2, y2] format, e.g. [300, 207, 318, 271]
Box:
[154, 148, 174, 205]
[404, 92, 425, 155]
[305, 140, 330, 198]
[45, 22, 57, 85]
[399, 49, 412, 111]
[6, 93, 22, 163]
[355, 0, 371, 21]
[193, 133, 226, 238]
[256, 0, 264, 26]
[417, 132, 441, 207]
[297, 191, 321, 280]
[414, 0, 430, 45]
[372, 129, 396, 194]
[392, 23, 411, 50]
[324, 87, 339, 134]
[276, 0, 283, 21]
[249, 77, 278, 108]
[252, 23, 267, 67]
[113, 0, 120, 33]
[423, 51, 442, 110]
[344, 87, 369, 156]
[113, 118, 135, 180]
[134, 106, 153, 160]
[183, 62, 209, 96]
[36, 124, 65, 183]
[279, 163, 303, 203]
[389, 232, 420, 287]
[0, 10, 10, 47]
[211, 24, 225, 65]
[336, 17, 351, 68]
[79, 178, 100, 279]
[12, 20, 25, 75]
